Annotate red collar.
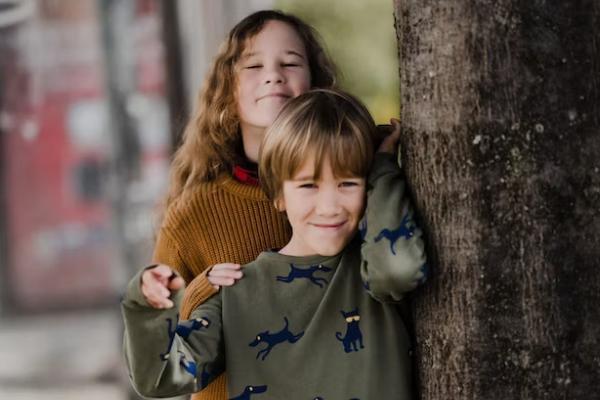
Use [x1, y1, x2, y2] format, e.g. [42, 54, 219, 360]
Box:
[232, 164, 259, 186]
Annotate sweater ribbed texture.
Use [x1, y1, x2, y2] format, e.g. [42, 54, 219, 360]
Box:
[151, 174, 291, 400]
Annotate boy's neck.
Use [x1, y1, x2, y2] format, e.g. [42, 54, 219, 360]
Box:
[277, 243, 300, 256]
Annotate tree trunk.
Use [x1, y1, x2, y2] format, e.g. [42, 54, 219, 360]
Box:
[393, 1, 600, 398]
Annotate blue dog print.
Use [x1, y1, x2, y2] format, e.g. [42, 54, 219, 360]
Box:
[249, 317, 304, 360]
[335, 308, 364, 353]
[177, 350, 197, 377]
[177, 317, 211, 338]
[374, 213, 415, 255]
[358, 217, 367, 240]
[276, 263, 332, 288]
[160, 316, 211, 361]
[229, 385, 267, 399]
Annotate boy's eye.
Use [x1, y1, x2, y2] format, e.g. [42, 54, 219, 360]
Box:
[298, 183, 316, 189]
[244, 64, 262, 69]
[340, 181, 360, 188]
[282, 63, 300, 67]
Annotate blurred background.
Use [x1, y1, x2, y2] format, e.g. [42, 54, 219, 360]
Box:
[0, 0, 398, 398]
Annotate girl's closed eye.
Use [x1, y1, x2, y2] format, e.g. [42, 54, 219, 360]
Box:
[298, 182, 317, 189]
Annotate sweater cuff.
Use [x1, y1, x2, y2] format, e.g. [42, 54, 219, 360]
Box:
[179, 268, 219, 320]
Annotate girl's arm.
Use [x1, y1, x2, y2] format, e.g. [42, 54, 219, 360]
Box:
[152, 227, 218, 320]
[153, 221, 244, 320]
[359, 120, 428, 302]
[122, 267, 225, 398]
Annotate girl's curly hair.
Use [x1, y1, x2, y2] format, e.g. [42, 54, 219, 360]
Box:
[165, 10, 337, 209]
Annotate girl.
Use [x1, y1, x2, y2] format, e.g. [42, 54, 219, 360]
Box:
[141, 10, 337, 400]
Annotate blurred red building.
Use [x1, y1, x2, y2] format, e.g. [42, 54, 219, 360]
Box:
[0, 0, 171, 311]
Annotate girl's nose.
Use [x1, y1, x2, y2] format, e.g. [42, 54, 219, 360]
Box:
[264, 65, 285, 84]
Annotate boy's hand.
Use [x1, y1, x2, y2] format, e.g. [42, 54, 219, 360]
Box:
[377, 118, 401, 154]
[207, 263, 244, 290]
[141, 264, 185, 309]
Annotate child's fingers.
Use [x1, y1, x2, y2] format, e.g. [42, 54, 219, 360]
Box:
[207, 276, 237, 288]
[142, 283, 172, 309]
[209, 264, 243, 278]
[141, 265, 179, 309]
[208, 274, 243, 287]
[210, 263, 242, 272]
[147, 296, 174, 309]
[168, 275, 185, 291]
[143, 288, 173, 309]
[151, 264, 176, 283]
[390, 118, 401, 137]
[377, 118, 402, 154]
[207, 264, 243, 289]
[141, 274, 168, 299]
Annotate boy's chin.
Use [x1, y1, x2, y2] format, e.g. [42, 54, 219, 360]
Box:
[312, 241, 352, 257]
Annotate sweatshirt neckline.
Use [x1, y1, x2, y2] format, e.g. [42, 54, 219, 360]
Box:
[256, 250, 342, 266]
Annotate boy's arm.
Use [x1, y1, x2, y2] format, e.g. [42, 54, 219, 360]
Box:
[360, 152, 428, 303]
[121, 269, 225, 398]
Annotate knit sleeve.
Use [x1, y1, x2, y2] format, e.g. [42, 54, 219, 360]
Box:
[180, 269, 219, 320]
[153, 223, 218, 320]
[152, 226, 195, 284]
[359, 152, 428, 303]
[122, 269, 225, 398]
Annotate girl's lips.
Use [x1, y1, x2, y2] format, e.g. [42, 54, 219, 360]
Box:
[259, 93, 290, 100]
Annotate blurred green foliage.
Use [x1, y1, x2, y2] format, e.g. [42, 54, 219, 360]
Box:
[275, 0, 400, 123]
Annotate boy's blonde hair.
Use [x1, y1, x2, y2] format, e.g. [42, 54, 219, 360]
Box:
[165, 10, 337, 210]
[259, 89, 376, 203]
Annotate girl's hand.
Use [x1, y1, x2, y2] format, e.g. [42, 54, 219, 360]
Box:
[377, 118, 401, 154]
[141, 264, 185, 309]
[207, 263, 244, 290]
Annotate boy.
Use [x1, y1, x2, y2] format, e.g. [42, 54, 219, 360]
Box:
[122, 89, 427, 399]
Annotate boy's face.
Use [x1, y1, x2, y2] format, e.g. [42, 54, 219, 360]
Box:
[277, 155, 366, 257]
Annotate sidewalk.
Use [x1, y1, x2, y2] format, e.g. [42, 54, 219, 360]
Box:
[0, 308, 128, 399]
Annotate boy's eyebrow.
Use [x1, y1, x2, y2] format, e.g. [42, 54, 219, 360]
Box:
[290, 174, 315, 181]
[291, 174, 364, 181]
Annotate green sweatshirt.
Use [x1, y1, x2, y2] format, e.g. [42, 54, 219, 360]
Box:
[122, 153, 427, 399]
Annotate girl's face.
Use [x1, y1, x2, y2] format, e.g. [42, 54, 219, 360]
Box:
[236, 20, 311, 136]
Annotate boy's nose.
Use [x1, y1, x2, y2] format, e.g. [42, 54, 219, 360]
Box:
[315, 191, 341, 216]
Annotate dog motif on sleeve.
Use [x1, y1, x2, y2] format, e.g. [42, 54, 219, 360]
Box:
[374, 213, 415, 255]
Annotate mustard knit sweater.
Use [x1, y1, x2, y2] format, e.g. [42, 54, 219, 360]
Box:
[151, 173, 291, 400]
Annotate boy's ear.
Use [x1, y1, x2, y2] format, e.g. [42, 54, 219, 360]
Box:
[274, 196, 285, 212]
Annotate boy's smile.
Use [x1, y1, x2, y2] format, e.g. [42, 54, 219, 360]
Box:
[277, 155, 366, 257]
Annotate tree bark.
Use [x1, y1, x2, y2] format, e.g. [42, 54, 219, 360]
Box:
[393, 1, 600, 398]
